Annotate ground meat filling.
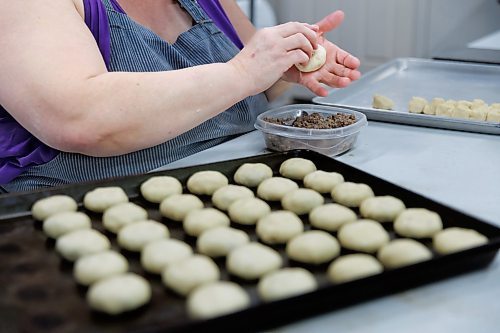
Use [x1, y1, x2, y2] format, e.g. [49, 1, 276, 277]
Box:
[264, 112, 356, 129]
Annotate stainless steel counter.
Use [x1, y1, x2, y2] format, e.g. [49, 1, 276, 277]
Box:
[156, 121, 500, 332]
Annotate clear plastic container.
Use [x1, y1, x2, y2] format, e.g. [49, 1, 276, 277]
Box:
[255, 104, 367, 156]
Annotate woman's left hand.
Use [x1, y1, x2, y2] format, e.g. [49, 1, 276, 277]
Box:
[283, 10, 361, 97]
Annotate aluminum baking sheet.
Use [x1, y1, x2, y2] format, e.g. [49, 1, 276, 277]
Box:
[313, 58, 500, 134]
[1, 150, 499, 333]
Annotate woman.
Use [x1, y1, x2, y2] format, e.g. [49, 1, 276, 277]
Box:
[0, 0, 360, 192]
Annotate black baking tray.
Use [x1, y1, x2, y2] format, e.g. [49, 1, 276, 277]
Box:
[1, 150, 499, 333]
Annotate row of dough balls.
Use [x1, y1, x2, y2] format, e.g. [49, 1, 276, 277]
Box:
[372, 94, 500, 122]
[31, 195, 153, 315]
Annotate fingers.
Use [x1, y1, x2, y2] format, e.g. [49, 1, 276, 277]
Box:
[335, 47, 361, 70]
[315, 10, 345, 34]
[275, 22, 318, 50]
[327, 62, 361, 81]
[287, 49, 310, 67]
[283, 33, 315, 58]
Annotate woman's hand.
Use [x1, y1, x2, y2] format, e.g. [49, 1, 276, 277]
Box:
[283, 11, 361, 97]
[229, 21, 319, 96]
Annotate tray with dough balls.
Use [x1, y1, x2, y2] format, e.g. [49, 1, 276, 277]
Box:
[0, 150, 499, 333]
[313, 57, 500, 135]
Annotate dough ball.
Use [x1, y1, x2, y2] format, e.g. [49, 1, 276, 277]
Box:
[394, 208, 443, 238]
[487, 108, 500, 122]
[160, 194, 204, 221]
[87, 273, 151, 315]
[372, 94, 394, 110]
[83, 187, 128, 213]
[197, 226, 250, 257]
[303, 170, 344, 193]
[281, 188, 324, 215]
[471, 99, 486, 109]
[32, 195, 78, 221]
[43, 211, 91, 239]
[74, 250, 128, 286]
[279, 158, 317, 180]
[227, 243, 282, 280]
[257, 177, 299, 201]
[328, 254, 383, 283]
[102, 202, 148, 233]
[140, 176, 182, 203]
[295, 44, 327, 73]
[187, 170, 228, 196]
[141, 239, 193, 274]
[258, 268, 317, 302]
[359, 195, 406, 223]
[331, 182, 375, 207]
[377, 239, 432, 269]
[451, 105, 471, 119]
[117, 220, 169, 252]
[470, 105, 489, 121]
[433, 227, 488, 255]
[256, 210, 304, 244]
[435, 102, 454, 117]
[212, 185, 254, 211]
[286, 230, 340, 264]
[309, 203, 357, 232]
[162, 255, 220, 296]
[56, 229, 111, 262]
[183, 208, 230, 237]
[234, 163, 273, 187]
[338, 220, 390, 253]
[408, 97, 428, 114]
[423, 97, 445, 115]
[187, 281, 250, 319]
[228, 197, 271, 225]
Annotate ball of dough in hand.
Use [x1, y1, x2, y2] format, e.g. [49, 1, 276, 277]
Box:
[295, 44, 327, 73]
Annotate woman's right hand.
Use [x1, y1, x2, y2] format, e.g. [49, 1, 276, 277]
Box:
[229, 22, 319, 96]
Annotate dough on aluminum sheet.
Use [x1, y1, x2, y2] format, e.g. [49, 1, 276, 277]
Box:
[140, 176, 183, 203]
[423, 97, 445, 115]
[359, 195, 406, 223]
[197, 226, 250, 257]
[187, 281, 250, 319]
[74, 250, 129, 286]
[257, 268, 317, 302]
[303, 170, 344, 194]
[433, 227, 488, 255]
[470, 105, 489, 121]
[331, 182, 375, 208]
[394, 208, 443, 238]
[162, 255, 220, 296]
[226, 243, 282, 280]
[102, 202, 148, 233]
[187, 170, 229, 196]
[327, 254, 383, 283]
[117, 220, 169, 252]
[32, 195, 78, 221]
[83, 187, 129, 213]
[233, 163, 273, 187]
[408, 97, 428, 114]
[435, 102, 454, 118]
[159, 194, 204, 221]
[451, 105, 472, 119]
[141, 238, 193, 274]
[183, 208, 230, 237]
[377, 239, 432, 269]
[228, 197, 271, 225]
[286, 230, 340, 264]
[309, 203, 357, 232]
[295, 44, 327, 73]
[337, 219, 390, 253]
[211, 185, 254, 211]
[87, 273, 151, 315]
[281, 188, 324, 215]
[257, 177, 299, 201]
[56, 229, 111, 262]
[279, 158, 317, 180]
[43, 211, 91, 239]
[372, 94, 394, 110]
[256, 210, 304, 244]
[487, 108, 500, 122]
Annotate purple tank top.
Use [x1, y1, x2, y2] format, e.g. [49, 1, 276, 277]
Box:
[0, 0, 243, 185]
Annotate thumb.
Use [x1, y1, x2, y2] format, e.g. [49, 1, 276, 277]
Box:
[315, 10, 345, 34]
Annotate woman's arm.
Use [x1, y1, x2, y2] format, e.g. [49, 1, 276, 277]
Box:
[0, 0, 316, 157]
